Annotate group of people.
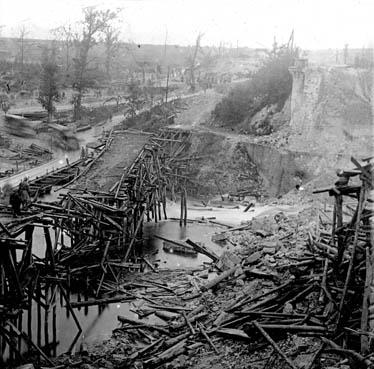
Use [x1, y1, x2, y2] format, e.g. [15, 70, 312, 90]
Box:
[9, 177, 31, 217]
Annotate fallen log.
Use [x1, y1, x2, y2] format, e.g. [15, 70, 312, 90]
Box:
[117, 315, 169, 335]
[142, 257, 158, 272]
[198, 322, 219, 354]
[185, 239, 219, 261]
[155, 310, 180, 321]
[322, 337, 372, 368]
[201, 266, 239, 291]
[70, 295, 134, 308]
[143, 339, 187, 367]
[171, 312, 208, 330]
[215, 328, 251, 341]
[253, 321, 298, 369]
[246, 323, 328, 335]
[182, 311, 195, 335]
[164, 332, 190, 348]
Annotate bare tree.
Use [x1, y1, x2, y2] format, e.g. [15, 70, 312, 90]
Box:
[38, 47, 60, 123]
[52, 24, 74, 77]
[104, 26, 120, 80]
[187, 32, 203, 92]
[16, 24, 29, 79]
[72, 7, 118, 120]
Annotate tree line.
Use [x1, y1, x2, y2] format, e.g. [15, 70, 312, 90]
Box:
[0, 7, 122, 122]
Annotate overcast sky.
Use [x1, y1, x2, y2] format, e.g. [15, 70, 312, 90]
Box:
[0, 0, 372, 49]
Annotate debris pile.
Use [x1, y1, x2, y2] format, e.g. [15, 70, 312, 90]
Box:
[19, 143, 52, 161]
[45, 156, 371, 369]
[1, 139, 372, 369]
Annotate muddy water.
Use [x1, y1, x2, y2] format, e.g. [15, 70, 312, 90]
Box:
[143, 221, 224, 270]
[7, 192, 303, 359]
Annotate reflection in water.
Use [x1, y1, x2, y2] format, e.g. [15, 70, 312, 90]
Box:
[143, 220, 224, 270]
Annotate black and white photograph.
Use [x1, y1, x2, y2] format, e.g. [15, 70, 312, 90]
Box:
[0, 0, 373, 368]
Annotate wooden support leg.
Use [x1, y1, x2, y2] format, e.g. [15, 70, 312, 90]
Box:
[183, 188, 187, 226]
[335, 194, 344, 266]
[44, 283, 50, 356]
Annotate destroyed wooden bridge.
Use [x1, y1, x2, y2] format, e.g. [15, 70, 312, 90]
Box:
[0, 127, 194, 364]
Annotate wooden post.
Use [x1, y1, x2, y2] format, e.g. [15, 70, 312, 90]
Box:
[163, 186, 167, 220]
[44, 283, 50, 355]
[180, 192, 184, 227]
[183, 188, 187, 226]
[337, 185, 367, 327]
[335, 194, 344, 266]
[52, 285, 57, 357]
[361, 246, 371, 355]
[36, 283, 42, 347]
[17, 310, 22, 353]
[28, 286, 32, 343]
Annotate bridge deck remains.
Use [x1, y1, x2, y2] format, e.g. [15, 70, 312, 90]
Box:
[0, 127, 192, 363]
[74, 130, 151, 192]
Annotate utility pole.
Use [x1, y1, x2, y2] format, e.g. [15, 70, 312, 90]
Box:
[163, 27, 168, 64]
[165, 66, 170, 103]
[287, 29, 294, 51]
[272, 36, 278, 55]
[17, 25, 28, 80]
[343, 43, 349, 64]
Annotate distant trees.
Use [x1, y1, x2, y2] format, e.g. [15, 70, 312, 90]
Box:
[104, 26, 120, 80]
[72, 7, 119, 120]
[354, 48, 373, 69]
[126, 79, 143, 118]
[52, 24, 74, 80]
[38, 47, 60, 123]
[212, 44, 299, 128]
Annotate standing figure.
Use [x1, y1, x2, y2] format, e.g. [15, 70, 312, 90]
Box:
[9, 190, 21, 217]
[19, 177, 31, 209]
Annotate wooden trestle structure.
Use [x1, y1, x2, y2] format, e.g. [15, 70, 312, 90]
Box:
[0, 127, 193, 365]
[313, 156, 373, 355]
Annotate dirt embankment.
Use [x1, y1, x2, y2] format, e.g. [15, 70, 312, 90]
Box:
[106, 67, 372, 200]
[116, 90, 307, 198]
[183, 132, 265, 198]
[205, 65, 373, 191]
[288, 66, 373, 159]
